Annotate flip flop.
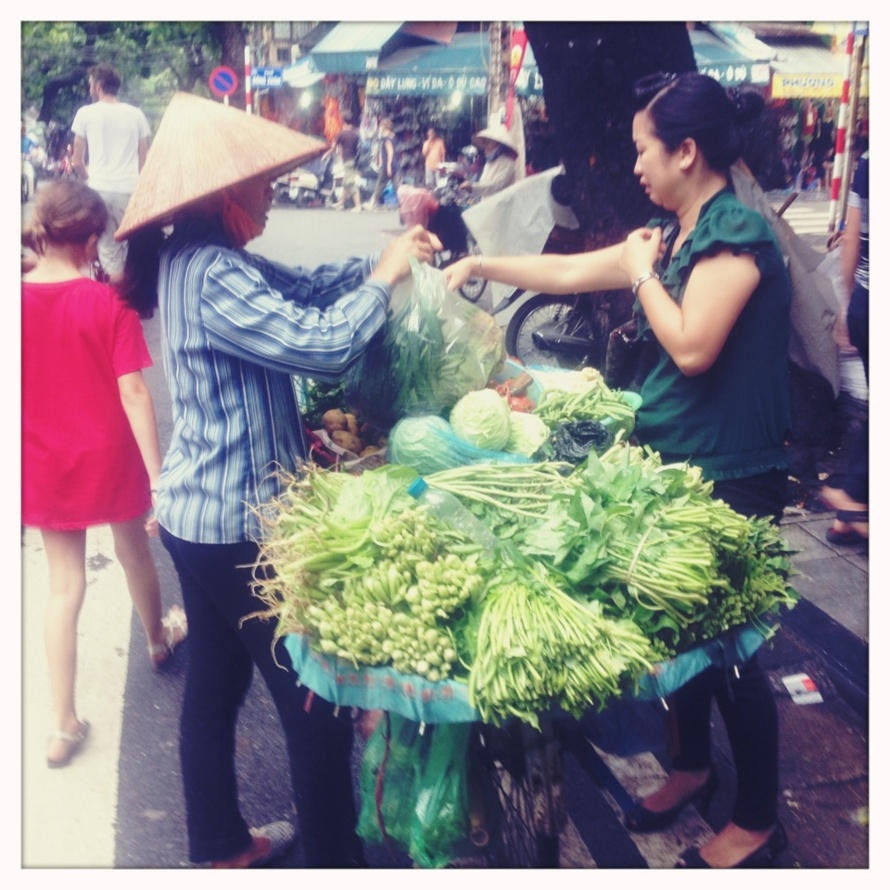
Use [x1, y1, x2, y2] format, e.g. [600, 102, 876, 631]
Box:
[47, 719, 90, 769]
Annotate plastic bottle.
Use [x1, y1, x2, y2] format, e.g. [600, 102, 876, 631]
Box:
[407, 477, 500, 556]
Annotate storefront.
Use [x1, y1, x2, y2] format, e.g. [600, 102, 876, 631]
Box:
[760, 26, 868, 190]
[362, 32, 548, 182]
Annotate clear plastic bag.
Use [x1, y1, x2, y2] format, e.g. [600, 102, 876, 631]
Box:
[389, 414, 531, 475]
[344, 259, 506, 428]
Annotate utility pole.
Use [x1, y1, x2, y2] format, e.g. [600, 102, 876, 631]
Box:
[487, 22, 510, 126]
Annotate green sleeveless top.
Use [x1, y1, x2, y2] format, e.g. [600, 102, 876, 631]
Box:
[633, 188, 791, 482]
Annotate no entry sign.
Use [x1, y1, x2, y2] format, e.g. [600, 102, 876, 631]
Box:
[209, 66, 238, 98]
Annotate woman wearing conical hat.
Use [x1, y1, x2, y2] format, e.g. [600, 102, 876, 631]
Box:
[458, 123, 520, 199]
[117, 93, 440, 869]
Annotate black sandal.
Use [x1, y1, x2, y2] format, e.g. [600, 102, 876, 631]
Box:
[826, 509, 869, 545]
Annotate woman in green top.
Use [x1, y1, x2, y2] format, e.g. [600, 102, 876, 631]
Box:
[446, 72, 790, 869]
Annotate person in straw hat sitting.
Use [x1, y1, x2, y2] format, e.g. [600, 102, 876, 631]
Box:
[458, 123, 520, 200]
[115, 92, 441, 869]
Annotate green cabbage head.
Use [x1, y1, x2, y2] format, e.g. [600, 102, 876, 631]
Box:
[505, 411, 550, 457]
[449, 389, 511, 450]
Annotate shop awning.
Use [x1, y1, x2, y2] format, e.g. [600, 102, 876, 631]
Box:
[283, 56, 324, 89]
[365, 32, 542, 97]
[309, 21, 405, 73]
[689, 27, 773, 87]
[768, 42, 857, 98]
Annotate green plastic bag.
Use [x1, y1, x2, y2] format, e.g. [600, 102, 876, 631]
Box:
[357, 713, 428, 853]
[357, 713, 477, 867]
[409, 721, 475, 868]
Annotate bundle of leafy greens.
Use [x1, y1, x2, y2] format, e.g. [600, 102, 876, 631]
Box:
[343, 259, 505, 428]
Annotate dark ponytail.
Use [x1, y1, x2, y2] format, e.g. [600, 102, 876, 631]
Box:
[118, 225, 165, 319]
[633, 71, 764, 172]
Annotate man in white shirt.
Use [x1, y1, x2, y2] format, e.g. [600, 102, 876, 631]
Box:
[71, 64, 150, 279]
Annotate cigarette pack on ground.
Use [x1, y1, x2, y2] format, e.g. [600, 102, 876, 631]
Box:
[781, 672, 824, 705]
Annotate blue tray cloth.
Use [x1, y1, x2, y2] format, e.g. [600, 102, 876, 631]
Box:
[283, 619, 777, 726]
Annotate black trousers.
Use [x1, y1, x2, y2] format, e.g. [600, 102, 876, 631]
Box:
[667, 470, 786, 831]
[160, 529, 365, 866]
[842, 282, 869, 505]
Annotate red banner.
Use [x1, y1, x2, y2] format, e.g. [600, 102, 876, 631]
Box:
[505, 28, 528, 129]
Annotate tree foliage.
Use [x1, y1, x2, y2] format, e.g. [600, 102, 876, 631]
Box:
[21, 21, 237, 132]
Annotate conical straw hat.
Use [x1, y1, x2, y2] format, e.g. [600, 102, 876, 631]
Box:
[115, 92, 327, 240]
[471, 124, 518, 155]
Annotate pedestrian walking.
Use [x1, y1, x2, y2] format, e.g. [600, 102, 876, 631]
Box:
[71, 64, 150, 281]
[821, 150, 869, 543]
[22, 179, 187, 769]
[115, 92, 441, 868]
[422, 126, 446, 189]
[364, 117, 395, 210]
[325, 109, 362, 212]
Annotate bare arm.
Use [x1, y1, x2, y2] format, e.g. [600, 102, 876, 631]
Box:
[118, 370, 162, 488]
[444, 242, 630, 296]
[618, 225, 761, 376]
[838, 205, 862, 305]
[832, 204, 861, 348]
[138, 137, 148, 172]
[637, 251, 760, 375]
[72, 135, 88, 180]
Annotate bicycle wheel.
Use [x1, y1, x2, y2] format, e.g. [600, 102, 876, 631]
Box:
[471, 720, 566, 867]
[505, 293, 595, 370]
[458, 234, 487, 303]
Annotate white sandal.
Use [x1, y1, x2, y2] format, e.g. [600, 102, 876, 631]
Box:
[47, 719, 90, 768]
[148, 605, 188, 670]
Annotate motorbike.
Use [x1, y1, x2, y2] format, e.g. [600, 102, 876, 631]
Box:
[273, 154, 335, 207]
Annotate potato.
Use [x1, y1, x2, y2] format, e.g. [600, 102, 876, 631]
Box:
[321, 408, 347, 434]
[344, 412, 360, 437]
[360, 446, 380, 458]
[331, 430, 363, 454]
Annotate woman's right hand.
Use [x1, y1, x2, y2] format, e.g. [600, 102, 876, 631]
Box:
[443, 255, 478, 292]
[371, 225, 443, 286]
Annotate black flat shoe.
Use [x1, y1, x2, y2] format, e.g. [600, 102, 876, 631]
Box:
[675, 822, 788, 869]
[624, 768, 718, 832]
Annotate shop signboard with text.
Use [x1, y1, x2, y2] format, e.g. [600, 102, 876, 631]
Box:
[366, 72, 488, 97]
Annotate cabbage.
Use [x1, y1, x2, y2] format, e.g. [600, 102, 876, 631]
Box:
[389, 416, 455, 475]
[504, 411, 550, 457]
[449, 389, 511, 451]
[389, 413, 530, 474]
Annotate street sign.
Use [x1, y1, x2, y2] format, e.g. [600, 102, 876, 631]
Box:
[208, 66, 238, 98]
[251, 67, 284, 88]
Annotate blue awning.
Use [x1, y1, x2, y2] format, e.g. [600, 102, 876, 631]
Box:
[689, 27, 773, 86]
[309, 21, 404, 73]
[365, 32, 542, 97]
[283, 56, 324, 89]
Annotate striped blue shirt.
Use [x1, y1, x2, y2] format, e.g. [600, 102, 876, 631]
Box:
[155, 217, 389, 544]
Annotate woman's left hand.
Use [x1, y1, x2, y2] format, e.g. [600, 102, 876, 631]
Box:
[620, 226, 664, 282]
[371, 225, 443, 286]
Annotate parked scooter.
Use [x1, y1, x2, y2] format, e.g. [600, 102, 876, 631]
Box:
[273, 154, 335, 208]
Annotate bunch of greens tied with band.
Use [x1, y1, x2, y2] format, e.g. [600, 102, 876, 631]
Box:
[252, 439, 798, 727]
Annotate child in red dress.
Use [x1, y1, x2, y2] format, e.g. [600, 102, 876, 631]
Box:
[22, 179, 187, 768]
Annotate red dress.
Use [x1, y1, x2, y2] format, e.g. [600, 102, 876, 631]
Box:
[22, 277, 153, 529]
